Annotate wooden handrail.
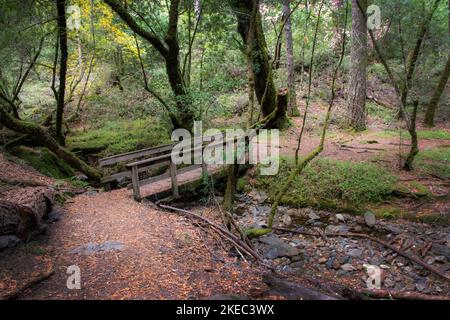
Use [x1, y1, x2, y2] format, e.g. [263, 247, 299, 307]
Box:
[126, 129, 259, 201]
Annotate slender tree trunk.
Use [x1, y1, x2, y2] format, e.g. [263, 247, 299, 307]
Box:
[332, 0, 345, 51]
[282, 0, 298, 116]
[424, 54, 450, 127]
[222, 164, 239, 216]
[230, 0, 287, 129]
[347, 0, 367, 131]
[404, 101, 419, 171]
[55, 0, 68, 146]
[273, 37, 282, 70]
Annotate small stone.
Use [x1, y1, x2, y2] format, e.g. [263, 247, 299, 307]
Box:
[325, 225, 350, 234]
[340, 263, 356, 272]
[434, 256, 446, 263]
[0, 235, 21, 250]
[281, 214, 292, 227]
[364, 212, 376, 227]
[336, 214, 345, 223]
[318, 257, 328, 264]
[384, 225, 402, 235]
[425, 257, 435, 265]
[339, 255, 351, 264]
[415, 283, 426, 292]
[348, 249, 363, 258]
[308, 211, 320, 220]
[353, 226, 363, 232]
[290, 261, 304, 269]
[384, 278, 395, 288]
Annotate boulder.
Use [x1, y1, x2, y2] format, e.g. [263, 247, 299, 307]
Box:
[259, 235, 300, 259]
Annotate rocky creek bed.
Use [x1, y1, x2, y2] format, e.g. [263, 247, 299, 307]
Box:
[233, 191, 450, 296]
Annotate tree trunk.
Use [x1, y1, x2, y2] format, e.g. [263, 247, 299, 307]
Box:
[282, 0, 298, 116]
[230, 0, 287, 129]
[103, 0, 194, 131]
[273, 38, 282, 70]
[0, 105, 101, 182]
[222, 164, 239, 228]
[403, 101, 419, 171]
[424, 54, 450, 127]
[332, 0, 345, 51]
[347, 0, 367, 131]
[55, 0, 68, 146]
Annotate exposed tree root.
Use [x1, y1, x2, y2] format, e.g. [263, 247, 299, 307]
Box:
[0, 268, 54, 300]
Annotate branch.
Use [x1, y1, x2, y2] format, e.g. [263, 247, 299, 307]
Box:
[274, 227, 450, 283]
[103, 0, 169, 57]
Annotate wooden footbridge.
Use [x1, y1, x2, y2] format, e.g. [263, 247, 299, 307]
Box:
[99, 131, 260, 202]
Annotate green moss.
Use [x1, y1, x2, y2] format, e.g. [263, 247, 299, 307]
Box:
[67, 118, 171, 157]
[411, 214, 449, 226]
[244, 227, 271, 238]
[416, 145, 450, 179]
[254, 157, 397, 212]
[378, 129, 450, 140]
[236, 177, 250, 192]
[372, 205, 405, 219]
[12, 146, 74, 179]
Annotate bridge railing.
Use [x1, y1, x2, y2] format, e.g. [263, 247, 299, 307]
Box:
[124, 130, 258, 201]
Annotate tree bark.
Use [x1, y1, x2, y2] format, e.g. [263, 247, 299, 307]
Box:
[55, 0, 68, 146]
[222, 164, 239, 228]
[282, 0, 298, 116]
[0, 104, 101, 182]
[230, 0, 287, 129]
[347, 0, 367, 131]
[424, 54, 450, 127]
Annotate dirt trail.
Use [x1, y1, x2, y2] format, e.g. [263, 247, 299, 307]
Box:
[1, 187, 265, 299]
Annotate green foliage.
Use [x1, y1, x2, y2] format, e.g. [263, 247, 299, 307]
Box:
[254, 157, 397, 212]
[416, 145, 450, 179]
[11, 146, 75, 179]
[367, 102, 395, 124]
[68, 118, 171, 157]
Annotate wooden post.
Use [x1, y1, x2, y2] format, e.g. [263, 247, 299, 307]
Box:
[170, 160, 179, 198]
[131, 165, 141, 202]
[201, 144, 208, 176]
[202, 162, 208, 176]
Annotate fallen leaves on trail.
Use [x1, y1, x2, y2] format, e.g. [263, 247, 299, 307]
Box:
[1, 189, 267, 299]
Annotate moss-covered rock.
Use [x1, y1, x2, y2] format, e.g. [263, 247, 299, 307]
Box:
[11, 146, 74, 179]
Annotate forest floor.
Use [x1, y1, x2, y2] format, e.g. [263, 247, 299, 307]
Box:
[0, 99, 449, 300]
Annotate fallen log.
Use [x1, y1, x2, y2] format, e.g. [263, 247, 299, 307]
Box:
[0, 187, 55, 239]
[274, 227, 450, 283]
[262, 273, 339, 300]
[360, 289, 450, 301]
